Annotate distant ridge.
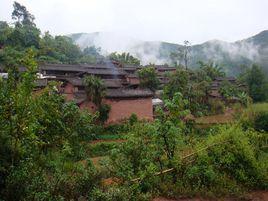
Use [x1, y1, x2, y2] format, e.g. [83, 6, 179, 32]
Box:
[69, 30, 268, 75]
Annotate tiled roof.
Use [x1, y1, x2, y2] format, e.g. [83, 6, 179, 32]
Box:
[39, 64, 127, 75]
[66, 78, 123, 88]
[106, 88, 153, 98]
[103, 79, 123, 88]
[72, 88, 153, 104]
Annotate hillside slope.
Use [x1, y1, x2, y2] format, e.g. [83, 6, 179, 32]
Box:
[69, 31, 268, 75]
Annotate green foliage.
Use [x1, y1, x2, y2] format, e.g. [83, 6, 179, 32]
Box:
[109, 123, 268, 198]
[0, 2, 105, 66]
[163, 69, 189, 99]
[98, 104, 111, 124]
[89, 186, 151, 201]
[240, 64, 268, 102]
[137, 67, 160, 91]
[163, 68, 210, 116]
[177, 126, 268, 196]
[86, 142, 120, 157]
[240, 103, 268, 132]
[109, 52, 140, 66]
[83, 75, 106, 108]
[83, 75, 110, 123]
[109, 122, 159, 181]
[110, 93, 188, 184]
[0, 50, 98, 199]
[198, 61, 226, 80]
[219, 80, 239, 98]
[12, 1, 35, 26]
[5, 155, 100, 200]
[129, 113, 138, 126]
[254, 111, 268, 132]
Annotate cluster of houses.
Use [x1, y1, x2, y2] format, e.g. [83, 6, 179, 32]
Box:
[25, 63, 176, 123]
[0, 62, 242, 124]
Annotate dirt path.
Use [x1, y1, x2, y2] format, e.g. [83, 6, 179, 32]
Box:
[153, 191, 268, 201]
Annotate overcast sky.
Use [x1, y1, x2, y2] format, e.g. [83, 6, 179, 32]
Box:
[1, 0, 268, 44]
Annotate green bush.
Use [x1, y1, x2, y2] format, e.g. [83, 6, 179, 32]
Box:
[254, 111, 268, 132]
[3, 156, 101, 201]
[104, 123, 130, 135]
[89, 186, 151, 201]
[239, 103, 268, 132]
[86, 142, 119, 157]
[175, 126, 268, 196]
[99, 104, 111, 124]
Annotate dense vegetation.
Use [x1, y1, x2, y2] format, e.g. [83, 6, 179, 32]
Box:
[70, 31, 268, 76]
[0, 2, 140, 66]
[0, 2, 267, 201]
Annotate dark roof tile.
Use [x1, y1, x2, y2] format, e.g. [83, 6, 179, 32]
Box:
[106, 88, 153, 98]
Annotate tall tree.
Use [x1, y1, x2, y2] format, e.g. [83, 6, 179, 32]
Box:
[241, 64, 268, 102]
[183, 40, 191, 69]
[83, 75, 106, 108]
[163, 69, 189, 99]
[12, 1, 35, 26]
[137, 67, 160, 92]
[109, 52, 140, 66]
[10, 2, 40, 48]
[199, 61, 225, 80]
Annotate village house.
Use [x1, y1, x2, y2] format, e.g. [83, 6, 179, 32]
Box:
[1, 63, 178, 123]
[36, 63, 155, 123]
[208, 77, 246, 103]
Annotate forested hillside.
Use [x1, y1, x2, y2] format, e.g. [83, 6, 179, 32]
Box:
[0, 3, 104, 67]
[70, 31, 268, 75]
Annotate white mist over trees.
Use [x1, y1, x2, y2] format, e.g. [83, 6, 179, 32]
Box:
[70, 31, 268, 75]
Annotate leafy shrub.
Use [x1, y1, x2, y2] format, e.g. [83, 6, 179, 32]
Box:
[89, 186, 151, 201]
[129, 113, 138, 125]
[254, 111, 268, 132]
[239, 103, 268, 132]
[86, 142, 119, 157]
[104, 123, 130, 135]
[175, 126, 268, 196]
[99, 104, 111, 124]
[4, 156, 101, 201]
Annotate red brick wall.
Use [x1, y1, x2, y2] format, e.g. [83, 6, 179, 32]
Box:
[61, 82, 153, 124]
[79, 101, 97, 112]
[104, 97, 153, 124]
[79, 97, 153, 124]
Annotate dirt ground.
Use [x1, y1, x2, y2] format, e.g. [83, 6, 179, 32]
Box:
[153, 191, 268, 201]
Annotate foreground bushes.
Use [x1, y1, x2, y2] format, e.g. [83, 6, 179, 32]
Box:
[254, 111, 268, 132]
[108, 125, 268, 199]
[240, 103, 268, 132]
[4, 156, 101, 200]
[173, 127, 267, 196]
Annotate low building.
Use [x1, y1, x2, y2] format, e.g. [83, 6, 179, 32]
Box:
[1, 63, 178, 123]
[60, 79, 153, 123]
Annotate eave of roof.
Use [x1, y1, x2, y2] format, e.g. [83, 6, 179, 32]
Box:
[106, 88, 153, 98]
